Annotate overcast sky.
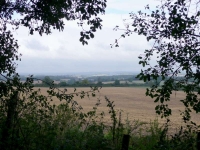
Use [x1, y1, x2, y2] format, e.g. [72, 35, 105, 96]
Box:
[14, 0, 160, 75]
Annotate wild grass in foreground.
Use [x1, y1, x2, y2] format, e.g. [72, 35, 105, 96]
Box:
[0, 85, 199, 150]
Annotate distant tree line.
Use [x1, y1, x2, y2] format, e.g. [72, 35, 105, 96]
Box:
[33, 76, 162, 88]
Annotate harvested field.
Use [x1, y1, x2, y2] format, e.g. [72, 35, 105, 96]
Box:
[37, 87, 200, 131]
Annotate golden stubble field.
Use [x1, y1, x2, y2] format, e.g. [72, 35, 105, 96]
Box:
[37, 87, 200, 130]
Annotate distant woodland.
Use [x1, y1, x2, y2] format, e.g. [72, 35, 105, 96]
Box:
[16, 74, 186, 87]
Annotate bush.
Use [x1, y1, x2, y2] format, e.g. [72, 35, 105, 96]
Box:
[0, 78, 199, 150]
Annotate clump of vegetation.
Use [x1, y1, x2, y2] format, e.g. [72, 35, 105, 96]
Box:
[1, 0, 200, 149]
[0, 78, 199, 150]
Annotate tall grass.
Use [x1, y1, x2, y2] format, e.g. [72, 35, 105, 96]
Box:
[0, 85, 199, 150]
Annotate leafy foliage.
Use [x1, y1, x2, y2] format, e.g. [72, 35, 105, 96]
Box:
[42, 76, 54, 85]
[114, 80, 120, 86]
[0, 74, 103, 149]
[0, 0, 107, 149]
[0, 0, 106, 45]
[1, 0, 200, 149]
[114, 0, 200, 122]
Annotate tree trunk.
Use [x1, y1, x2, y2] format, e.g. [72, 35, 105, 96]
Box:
[1, 91, 19, 150]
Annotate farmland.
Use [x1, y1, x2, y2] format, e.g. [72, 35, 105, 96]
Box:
[38, 87, 200, 131]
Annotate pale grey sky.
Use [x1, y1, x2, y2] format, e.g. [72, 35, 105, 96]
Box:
[14, 0, 160, 75]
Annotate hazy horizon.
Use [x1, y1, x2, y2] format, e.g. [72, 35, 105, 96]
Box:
[18, 71, 140, 76]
